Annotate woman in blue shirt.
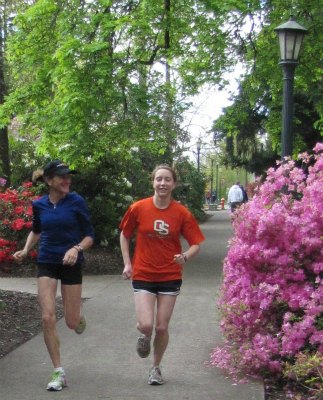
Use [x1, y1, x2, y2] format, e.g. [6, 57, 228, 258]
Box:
[13, 160, 94, 392]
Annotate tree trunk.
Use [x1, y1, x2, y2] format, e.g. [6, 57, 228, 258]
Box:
[163, 0, 174, 164]
[0, 127, 10, 185]
[0, 7, 11, 186]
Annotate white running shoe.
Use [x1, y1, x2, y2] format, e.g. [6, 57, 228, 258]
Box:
[46, 370, 67, 391]
[136, 334, 151, 358]
[148, 366, 164, 385]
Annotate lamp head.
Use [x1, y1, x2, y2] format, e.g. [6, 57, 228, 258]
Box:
[274, 17, 308, 63]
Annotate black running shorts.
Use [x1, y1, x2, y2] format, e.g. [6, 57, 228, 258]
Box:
[132, 280, 182, 296]
[37, 263, 82, 285]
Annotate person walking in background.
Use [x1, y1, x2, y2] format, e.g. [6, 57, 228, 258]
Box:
[206, 190, 211, 204]
[120, 164, 205, 386]
[239, 184, 249, 203]
[227, 181, 244, 212]
[211, 190, 217, 204]
[13, 160, 94, 392]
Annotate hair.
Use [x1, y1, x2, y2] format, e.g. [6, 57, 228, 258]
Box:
[151, 164, 177, 183]
[32, 164, 60, 185]
[32, 169, 45, 185]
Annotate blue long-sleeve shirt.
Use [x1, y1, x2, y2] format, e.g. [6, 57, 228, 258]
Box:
[32, 192, 94, 264]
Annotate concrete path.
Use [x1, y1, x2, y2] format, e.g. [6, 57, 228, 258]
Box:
[0, 210, 264, 400]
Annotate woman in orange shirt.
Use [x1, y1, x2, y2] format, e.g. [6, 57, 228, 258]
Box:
[120, 164, 205, 385]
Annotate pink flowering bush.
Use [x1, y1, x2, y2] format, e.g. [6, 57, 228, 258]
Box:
[210, 144, 323, 398]
[0, 177, 6, 188]
[0, 182, 39, 265]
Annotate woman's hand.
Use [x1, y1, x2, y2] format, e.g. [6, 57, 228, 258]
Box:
[62, 247, 79, 266]
[174, 245, 200, 265]
[173, 253, 187, 265]
[13, 232, 40, 264]
[122, 263, 132, 280]
[13, 250, 28, 264]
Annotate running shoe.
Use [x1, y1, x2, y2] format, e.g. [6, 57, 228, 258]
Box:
[148, 366, 164, 385]
[75, 315, 86, 334]
[46, 370, 67, 391]
[136, 334, 151, 358]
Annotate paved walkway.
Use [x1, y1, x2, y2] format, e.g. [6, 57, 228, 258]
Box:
[0, 210, 264, 400]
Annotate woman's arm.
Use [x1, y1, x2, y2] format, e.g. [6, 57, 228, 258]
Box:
[120, 231, 132, 279]
[76, 235, 94, 252]
[13, 231, 40, 263]
[174, 244, 200, 265]
[62, 235, 94, 266]
[62, 196, 95, 265]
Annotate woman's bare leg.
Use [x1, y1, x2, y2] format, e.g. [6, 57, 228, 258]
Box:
[61, 284, 83, 330]
[38, 277, 60, 367]
[134, 292, 156, 337]
[153, 295, 177, 366]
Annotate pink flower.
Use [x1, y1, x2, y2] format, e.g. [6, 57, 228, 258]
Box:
[0, 238, 11, 246]
[11, 218, 25, 231]
[22, 182, 32, 188]
[0, 182, 38, 263]
[210, 144, 323, 386]
[14, 206, 25, 215]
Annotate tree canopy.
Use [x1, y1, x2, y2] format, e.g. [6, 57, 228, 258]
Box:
[210, 0, 322, 172]
[0, 0, 231, 167]
[0, 0, 322, 179]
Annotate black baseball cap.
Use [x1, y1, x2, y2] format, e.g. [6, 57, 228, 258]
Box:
[43, 160, 77, 177]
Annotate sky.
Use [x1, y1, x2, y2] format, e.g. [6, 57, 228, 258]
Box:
[182, 68, 242, 161]
[152, 60, 243, 162]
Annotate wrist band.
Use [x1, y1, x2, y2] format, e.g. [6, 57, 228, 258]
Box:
[182, 253, 187, 262]
[73, 245, 83, 252]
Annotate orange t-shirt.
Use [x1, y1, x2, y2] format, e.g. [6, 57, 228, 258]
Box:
[119, 197, 205, 282]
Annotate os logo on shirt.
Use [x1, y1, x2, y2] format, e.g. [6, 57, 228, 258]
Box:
[154, 220, 169, 235]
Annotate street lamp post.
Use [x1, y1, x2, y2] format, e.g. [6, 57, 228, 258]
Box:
[215, 163, 219, 201]
[196, 138, 202, 172]
[274, 17, 308, 158]
[210, 159, 214, 203]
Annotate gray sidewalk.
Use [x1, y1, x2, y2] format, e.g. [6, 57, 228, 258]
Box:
[0, 211, 264, 400]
